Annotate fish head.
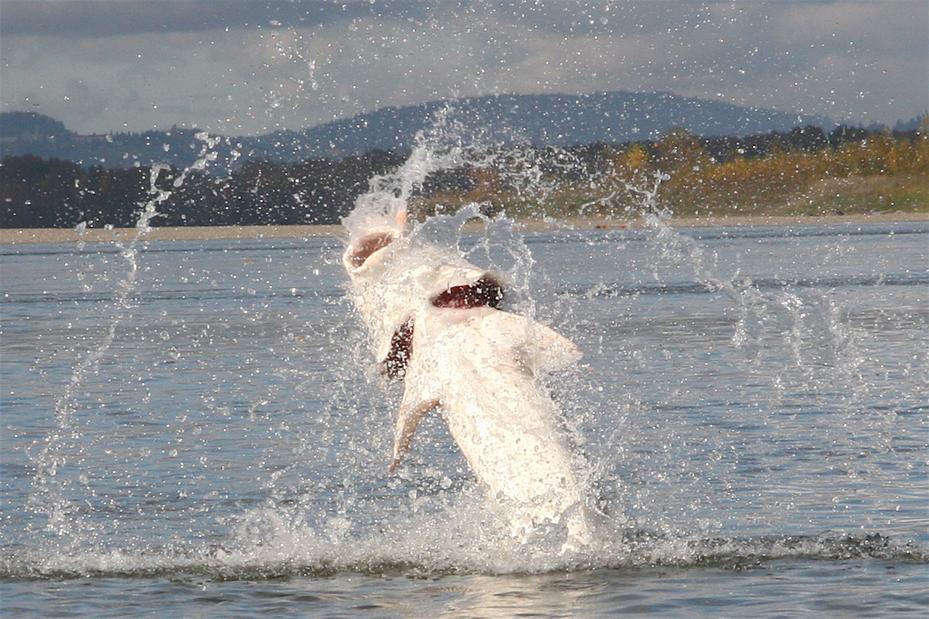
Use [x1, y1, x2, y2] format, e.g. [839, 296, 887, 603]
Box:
[342, 205, 413, 276]
[342, 227, 402, 277]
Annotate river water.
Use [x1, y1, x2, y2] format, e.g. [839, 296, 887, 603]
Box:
[1, 222, 927, 616]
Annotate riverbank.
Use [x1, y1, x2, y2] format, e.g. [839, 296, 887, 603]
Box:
[1, 212, 926, 245]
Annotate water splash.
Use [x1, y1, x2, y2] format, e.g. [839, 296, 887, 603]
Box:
[27, 134, 220, 543]
[613, 171, 874, 390]
[342, 106, 472, 241]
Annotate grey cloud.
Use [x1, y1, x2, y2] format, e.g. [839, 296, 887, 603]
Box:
[1, 1, 925, 135]
[0, 0, 426, 38]
[0, 0, 831, 40]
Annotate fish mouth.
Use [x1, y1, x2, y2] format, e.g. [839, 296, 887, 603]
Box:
[431, 275, 505, 309]
[346, 230, 399, 269]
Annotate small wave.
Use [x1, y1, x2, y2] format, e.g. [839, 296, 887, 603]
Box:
[2, 532, 924, 581]
[1, 287, 345, 306]
[0, 238, 340, 258]
[619, 532, 929, 569]
[562, 273, 929, 300]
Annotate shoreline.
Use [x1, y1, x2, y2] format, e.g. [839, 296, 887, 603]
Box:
[1, 212, 926, 245]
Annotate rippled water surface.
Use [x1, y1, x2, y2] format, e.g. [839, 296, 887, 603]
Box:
[1, 222, 927, 616]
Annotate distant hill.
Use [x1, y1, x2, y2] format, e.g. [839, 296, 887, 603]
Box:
[0, 115, 222, 171]
[0, 111, 68, 139]
[1, 90, 834, 168]
[292, 91, 832, 156]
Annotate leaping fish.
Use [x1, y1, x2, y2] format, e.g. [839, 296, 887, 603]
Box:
[343, 210, 592, 547]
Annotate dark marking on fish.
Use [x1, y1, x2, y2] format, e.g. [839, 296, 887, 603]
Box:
[381, 317, 414, 379]
[432, 275, 504, 309]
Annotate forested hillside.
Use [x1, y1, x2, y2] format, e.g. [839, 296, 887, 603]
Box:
[2, 121, 926, 228]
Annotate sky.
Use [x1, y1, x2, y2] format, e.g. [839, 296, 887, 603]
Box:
[1, 0, 927, 136]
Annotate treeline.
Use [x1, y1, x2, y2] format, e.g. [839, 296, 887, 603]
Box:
[647, 124, 929, 216]
[420, 121, 929, 219]
[0, 151, 403, 228]
[2, 121, 927, 228]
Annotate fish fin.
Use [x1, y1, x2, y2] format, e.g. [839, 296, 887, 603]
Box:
[479, 310, 582, 374]
[389, 398, 441, 473]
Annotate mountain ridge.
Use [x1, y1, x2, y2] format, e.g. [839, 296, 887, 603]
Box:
[2, 90, 835, 168]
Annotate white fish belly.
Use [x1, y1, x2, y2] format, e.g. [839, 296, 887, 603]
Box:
[426, 322, 585, 526]
[445, 379, 583, 514]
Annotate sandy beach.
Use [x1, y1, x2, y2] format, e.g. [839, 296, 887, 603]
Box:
[0, 212, 926, 245]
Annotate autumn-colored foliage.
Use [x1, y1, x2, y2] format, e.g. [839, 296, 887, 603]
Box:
[462, 118, 929, 219]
